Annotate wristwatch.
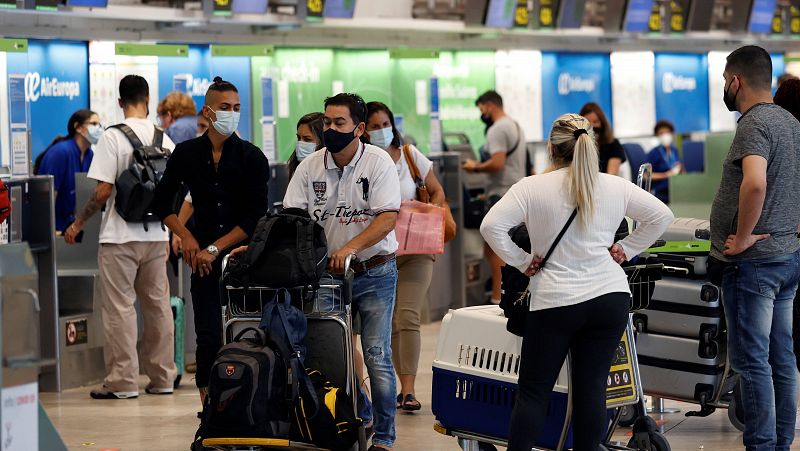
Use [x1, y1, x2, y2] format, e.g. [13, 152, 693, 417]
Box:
[206, 244, 220, 258]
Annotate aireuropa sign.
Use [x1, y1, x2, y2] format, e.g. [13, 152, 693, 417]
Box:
[557, 73, 598, 95]
[25, 40, 89, 157]
[542, 52, 612, 134]
[24, 72, 81, 102]
[661, 72, 697, 94]
[655, 53, 709, 132]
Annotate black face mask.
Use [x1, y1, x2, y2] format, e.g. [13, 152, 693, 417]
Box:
[480, 114, 493, 127]
[723, 77, 740, 112]
[324, 126, 358, 154]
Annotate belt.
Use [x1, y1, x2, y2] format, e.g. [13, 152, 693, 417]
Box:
[350, 253, 396, 274]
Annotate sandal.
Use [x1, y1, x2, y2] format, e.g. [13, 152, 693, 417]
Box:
[401, 393, 422, 411]
[396, 394, 403, 409]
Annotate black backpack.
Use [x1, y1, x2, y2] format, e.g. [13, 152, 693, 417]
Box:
[292, 368, 362, 451]
[112, 124, 175, 230]
[192, 328, 296, 448]
[227, 208, 328, 289]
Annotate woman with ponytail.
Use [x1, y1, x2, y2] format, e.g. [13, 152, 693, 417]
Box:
[480, 113, 673, 450]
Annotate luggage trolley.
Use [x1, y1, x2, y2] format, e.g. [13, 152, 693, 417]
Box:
[202, 256, 367, 451]
[432, 265, 669, 451]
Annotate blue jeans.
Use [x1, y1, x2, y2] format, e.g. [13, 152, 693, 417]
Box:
[318, 259, 398, 448]
[722, 250, 800, 451]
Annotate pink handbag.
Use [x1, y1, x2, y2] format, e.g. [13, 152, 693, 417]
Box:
[395, 200, 445, 255]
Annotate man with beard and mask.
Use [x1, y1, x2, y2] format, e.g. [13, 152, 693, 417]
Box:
[65, 75, 178, 399]
[153, 77, 270, 405]
[283, 93, 401, 451]
[463, 90, 526, 306]
[710, 45, 800, 450]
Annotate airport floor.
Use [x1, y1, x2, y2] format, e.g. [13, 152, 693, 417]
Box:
[41, 321, 798, 451]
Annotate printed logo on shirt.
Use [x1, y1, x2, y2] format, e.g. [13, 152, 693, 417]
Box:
[357, 177, 370, 201]
[313, 181, 327, 205]
[313, 206, 374, 226]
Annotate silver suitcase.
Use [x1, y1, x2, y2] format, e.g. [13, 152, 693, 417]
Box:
[636, 332, 726, 404]
[633, 278, 723, 340]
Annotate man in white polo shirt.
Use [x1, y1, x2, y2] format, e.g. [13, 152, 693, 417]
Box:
[283, 93, 400, 451]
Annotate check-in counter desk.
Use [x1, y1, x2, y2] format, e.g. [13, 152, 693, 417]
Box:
[52, 174, 105, 390]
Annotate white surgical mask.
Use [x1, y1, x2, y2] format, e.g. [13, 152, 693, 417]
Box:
[85, 124, 104, 145]
[658, 133, 673, 148]
[368, 127, 394, 150]
[295, 141, 317, 161]
[208, 107, 240, 137]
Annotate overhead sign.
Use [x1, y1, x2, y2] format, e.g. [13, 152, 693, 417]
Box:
[669, 0, 687, 32]
[749, 0, 778, 33]
[654, 53, 709, 133]
[323, 0, 355, 18]
[541, 52, 612, 135]
[210, 0, 232, 16]
[485, 0, 517, 28]
[232, 0, 268, 14]
[0, 38, 27, 53]
[0, 0, 16, 9]
[538, 0, 555, 28]
[306, 0, 324, 18]
[514, 0, 529, 27]
[212, 44, 274, 57]
[68, 0, 109, 6]
[116, 43, 188, 57]
[624, 0, 654, 33]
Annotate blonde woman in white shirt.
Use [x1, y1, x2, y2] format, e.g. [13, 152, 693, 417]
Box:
[481, 113, 673, 450]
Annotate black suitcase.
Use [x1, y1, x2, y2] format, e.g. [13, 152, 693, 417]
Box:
[633, 278, 723, 340]
[636, 332, 726, 405]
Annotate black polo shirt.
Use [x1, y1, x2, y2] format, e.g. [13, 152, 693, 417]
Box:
[154, 133, 270, 248]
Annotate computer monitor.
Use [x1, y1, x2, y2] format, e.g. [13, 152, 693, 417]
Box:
[232, 0, 268, 14]
[485, 0, 516, 28]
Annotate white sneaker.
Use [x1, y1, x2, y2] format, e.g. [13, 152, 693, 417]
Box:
[145, 384, 174, 395]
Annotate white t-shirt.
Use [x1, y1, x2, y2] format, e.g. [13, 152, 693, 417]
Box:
[480, 169, 673, 311]
[283, 143, 401, 261]
[87, 118, 175, 244]
[395, 145, 433, 202]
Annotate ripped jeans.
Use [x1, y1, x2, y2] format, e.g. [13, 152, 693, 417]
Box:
[318, 259, 398, 448]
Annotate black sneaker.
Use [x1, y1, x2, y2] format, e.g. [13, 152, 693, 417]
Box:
[90, 386, 138, 399]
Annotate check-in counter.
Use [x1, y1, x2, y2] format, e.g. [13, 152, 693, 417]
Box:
[52, 174, 105, 390]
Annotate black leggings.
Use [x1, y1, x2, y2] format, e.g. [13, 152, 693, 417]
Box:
[507, 292, 630, 451]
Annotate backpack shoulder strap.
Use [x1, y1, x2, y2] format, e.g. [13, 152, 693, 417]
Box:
[242, 215, 276, 269]
[295, 219, 319, 288]
[152, 125, 164, 151]
[111, 124, 145, 152]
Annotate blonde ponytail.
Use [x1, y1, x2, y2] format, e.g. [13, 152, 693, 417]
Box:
[548, 113, 599, 226]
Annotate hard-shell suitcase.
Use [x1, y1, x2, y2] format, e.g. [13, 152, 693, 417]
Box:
[649, 218, 711, 277]
[633, 278, 722, 340]
[636, 332, 726, 405]
[171, 265, 186, 388]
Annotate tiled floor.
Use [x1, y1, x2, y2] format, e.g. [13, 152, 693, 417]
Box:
[41, 321, 798, 451]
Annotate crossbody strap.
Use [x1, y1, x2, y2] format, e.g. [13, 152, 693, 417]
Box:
[505, 121, 523, 157]
[539, 209, 578, 271]
[402, 144, 424, 186]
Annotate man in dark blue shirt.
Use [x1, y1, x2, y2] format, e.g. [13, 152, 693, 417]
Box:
[647, 120, 683, 204]
[153, 77, 269, 404]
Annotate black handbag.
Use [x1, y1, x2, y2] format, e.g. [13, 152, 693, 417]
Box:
[500, 209, 578, 337]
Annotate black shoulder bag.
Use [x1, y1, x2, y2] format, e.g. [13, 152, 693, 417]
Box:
[500, 209, 578, 337]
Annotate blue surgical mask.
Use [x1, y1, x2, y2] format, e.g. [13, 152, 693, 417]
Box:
[86, 124, 104, 145]
[368, 127, 394, 150]
[296, 141, 317, 161]
[208, 107, 240, 136]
